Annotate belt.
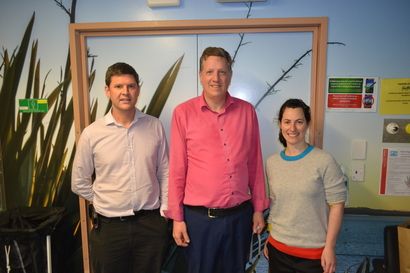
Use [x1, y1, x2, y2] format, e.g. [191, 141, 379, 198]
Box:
[184, 200, 251, 218]
[97, 209, 159, 222]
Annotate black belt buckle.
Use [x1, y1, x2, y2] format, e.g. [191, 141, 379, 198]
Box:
[207, 208, 217, 218]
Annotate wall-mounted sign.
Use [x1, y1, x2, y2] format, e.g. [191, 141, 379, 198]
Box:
[379, 78, 410, 115]
[326, 77, 378, 112]
[383, 119, 410, 143]
[18, 99, 48, 113]
[379, 147, 410, 196]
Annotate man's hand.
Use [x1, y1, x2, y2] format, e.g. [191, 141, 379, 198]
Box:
[252, 211, 265, 234]
[173, 220, 190, 247]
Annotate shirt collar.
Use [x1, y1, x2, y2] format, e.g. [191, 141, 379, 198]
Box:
[199, 92, 235, 111]
[104, 108, 144, 126]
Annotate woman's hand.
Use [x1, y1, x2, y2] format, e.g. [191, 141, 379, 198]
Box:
[263, 241, 269, 259]
[321, 246, 336, 273]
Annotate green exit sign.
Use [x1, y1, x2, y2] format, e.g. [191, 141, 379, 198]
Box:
[18, 99, 48, 113]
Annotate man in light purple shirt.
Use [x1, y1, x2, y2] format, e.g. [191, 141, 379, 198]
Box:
[166, 47, 270, 273]
[72, 62, 169, 273]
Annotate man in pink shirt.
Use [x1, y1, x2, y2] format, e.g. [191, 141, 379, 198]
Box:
[166, 47, 270, 273]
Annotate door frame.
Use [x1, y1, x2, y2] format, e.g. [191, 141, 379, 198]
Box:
[69, 17, 328, 273]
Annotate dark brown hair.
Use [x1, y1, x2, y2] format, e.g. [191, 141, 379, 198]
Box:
[278, 98, 311, 147]
[105, 62, 140, 86]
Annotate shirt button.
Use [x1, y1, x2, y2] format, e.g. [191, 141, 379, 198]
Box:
[229, 175, 232, 178]
[227, 158, 230, 162]
[220, 128, 223, 131]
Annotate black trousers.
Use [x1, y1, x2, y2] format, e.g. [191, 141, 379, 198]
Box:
[267, 243, 323, 273]
[89, 210, 169, 273]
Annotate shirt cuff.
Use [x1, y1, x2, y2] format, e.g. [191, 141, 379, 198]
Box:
[252, 198, 270, 212]
[163, 208, 184, 222]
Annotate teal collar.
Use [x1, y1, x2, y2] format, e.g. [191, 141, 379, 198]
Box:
[280, 145, 314, 161]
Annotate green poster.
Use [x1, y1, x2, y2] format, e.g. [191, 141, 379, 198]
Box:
[328, 78, 363, 94]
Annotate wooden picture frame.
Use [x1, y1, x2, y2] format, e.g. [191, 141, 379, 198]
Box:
[69, 17, 328, 273]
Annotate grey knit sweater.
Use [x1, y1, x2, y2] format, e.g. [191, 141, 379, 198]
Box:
[266, 146, 347, 248]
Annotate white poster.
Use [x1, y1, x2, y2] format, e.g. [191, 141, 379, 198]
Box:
[379, 147, 410, 196]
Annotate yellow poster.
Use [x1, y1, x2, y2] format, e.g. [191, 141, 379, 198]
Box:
[379, 78, 410, 114]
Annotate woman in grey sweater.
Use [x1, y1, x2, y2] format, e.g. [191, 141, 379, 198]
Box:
[264, 98, 347, 273]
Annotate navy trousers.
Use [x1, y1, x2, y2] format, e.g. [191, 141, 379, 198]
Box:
[183, 202, 253, 273]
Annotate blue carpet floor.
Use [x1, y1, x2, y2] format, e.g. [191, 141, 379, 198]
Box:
[254, 213, 408, 273]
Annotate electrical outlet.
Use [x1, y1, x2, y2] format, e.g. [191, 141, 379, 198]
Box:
[351, 161, 365, 182]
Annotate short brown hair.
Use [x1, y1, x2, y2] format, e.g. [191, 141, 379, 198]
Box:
[199, 47, 233, 72]
[105, 62, 140, 86]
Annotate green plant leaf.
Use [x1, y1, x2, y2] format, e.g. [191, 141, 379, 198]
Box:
[0, 13, 35, 145]
[145, 54, 184, 118]
[1, 13, 36, 208]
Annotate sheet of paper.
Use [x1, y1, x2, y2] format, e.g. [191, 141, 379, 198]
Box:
[379, 147, 410, 196]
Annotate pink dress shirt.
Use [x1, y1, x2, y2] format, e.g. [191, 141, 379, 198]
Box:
[166, 93, 269, 221]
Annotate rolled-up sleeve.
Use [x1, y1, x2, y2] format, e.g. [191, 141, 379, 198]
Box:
[324, 156, 347, 205]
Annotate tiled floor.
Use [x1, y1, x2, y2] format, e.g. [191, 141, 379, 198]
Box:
[254, 213, 408, 273]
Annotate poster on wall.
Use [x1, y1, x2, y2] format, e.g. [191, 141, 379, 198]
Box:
[326, 77, 378, 112]
[379, 78, 410, 115]
[379, 147, 410, 196]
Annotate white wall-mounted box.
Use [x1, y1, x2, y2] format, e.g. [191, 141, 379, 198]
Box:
[217, 0, 265, 2]
[351, 139, 367, 160]
[147, 0, 180, 7]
